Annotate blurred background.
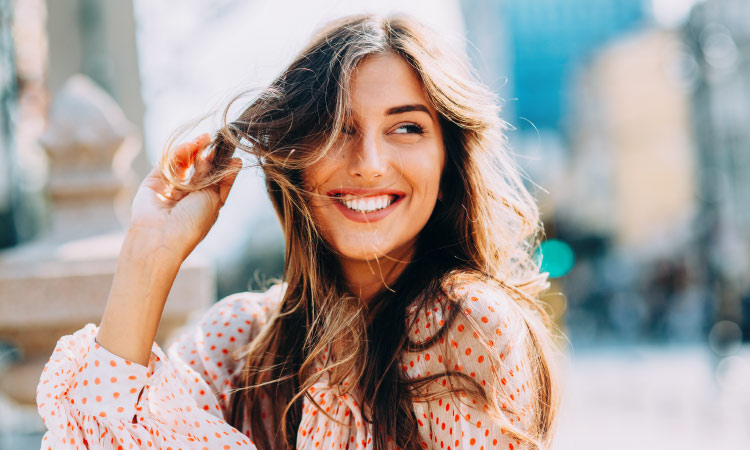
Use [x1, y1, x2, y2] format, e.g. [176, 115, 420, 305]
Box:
[0, 0, 748, 448]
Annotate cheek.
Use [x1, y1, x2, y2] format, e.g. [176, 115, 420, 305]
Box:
[303, 162, 332, 204]
[409, 148, 445, 198]
[304, 146, 349, 191]
[303, 162, 342, 236]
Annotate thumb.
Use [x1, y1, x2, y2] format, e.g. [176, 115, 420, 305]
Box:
[218, 158, 243, 206]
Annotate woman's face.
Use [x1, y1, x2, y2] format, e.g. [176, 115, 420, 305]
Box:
[306, 52, 445, 265]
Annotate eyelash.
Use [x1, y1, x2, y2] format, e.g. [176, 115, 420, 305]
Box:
[340, 123, 425, 135]
[394, 123, 424, 135]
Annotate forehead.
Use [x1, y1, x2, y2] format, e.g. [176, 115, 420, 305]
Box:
[346, 53, 435, 117]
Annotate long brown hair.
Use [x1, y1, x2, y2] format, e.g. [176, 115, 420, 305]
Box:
[160, 14, 559, 450]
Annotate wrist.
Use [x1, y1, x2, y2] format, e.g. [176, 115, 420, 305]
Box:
[122, 225, 188, 266]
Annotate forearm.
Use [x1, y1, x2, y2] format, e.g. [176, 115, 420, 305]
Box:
[96, 228, 184, 366]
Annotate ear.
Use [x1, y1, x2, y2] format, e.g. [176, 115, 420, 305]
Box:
[437, 189, 443, 202]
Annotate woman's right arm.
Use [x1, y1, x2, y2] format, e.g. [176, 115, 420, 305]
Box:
[97, 133, 240, 366]
[36, 134, 255, 449]
[95, 228, 183, 366]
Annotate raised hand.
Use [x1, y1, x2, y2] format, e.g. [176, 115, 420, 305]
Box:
[129, 133, 242, 262]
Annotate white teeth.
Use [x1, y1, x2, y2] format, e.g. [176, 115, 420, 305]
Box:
[339, 194, 395, 213]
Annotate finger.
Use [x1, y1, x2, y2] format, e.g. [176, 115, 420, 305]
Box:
[193, 132, 211, 148]
[218, 158, 242, 206]
[173, 134, 210, 167]
[172, 134, 211, 180]
[145, 163, 163, 180]
[194, 138, 217, 182]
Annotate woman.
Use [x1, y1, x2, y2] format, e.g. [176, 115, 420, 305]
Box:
[37, 14, 560, 450]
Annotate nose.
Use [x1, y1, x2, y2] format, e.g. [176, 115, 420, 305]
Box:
[348, 132, 387, 181]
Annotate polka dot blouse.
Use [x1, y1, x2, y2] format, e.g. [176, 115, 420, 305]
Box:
[37, 277, 535, 449]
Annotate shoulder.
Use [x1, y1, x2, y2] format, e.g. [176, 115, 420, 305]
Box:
[402, 272, 537, 423]
[402, 272, 532, 388]
[201, 282, 286, 333]
[406, 271, 527, 350]
[404, 273, 546, 447]
[165, 282, 287, 407]
[167, 283, 286, 373]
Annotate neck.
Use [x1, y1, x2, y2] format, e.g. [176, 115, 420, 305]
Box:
[339, 246, 414, 304]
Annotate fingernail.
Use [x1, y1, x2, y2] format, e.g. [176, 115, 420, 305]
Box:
[194, 133, 210, 146]
[181, 165, 195, 183]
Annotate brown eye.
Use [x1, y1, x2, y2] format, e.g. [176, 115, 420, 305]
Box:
[392, 123, 424, 134]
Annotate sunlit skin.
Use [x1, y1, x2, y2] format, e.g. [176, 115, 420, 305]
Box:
[305, 53, 446, 303]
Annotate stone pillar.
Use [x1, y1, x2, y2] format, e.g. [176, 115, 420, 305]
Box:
[45, 0, 150, 178]
[0, 74, 215, 408]
[39, 75, 139, 241]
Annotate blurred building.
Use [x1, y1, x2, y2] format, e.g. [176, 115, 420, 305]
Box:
[566, 29, 697, 257]
[464, 0, 650, 226]
[500, 0, 645, 132]
[462, 0, 750, 345]
[563, 29, 705, 343]
[685, 0, 750, 339]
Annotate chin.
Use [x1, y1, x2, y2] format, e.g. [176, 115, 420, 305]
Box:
[327, 234, 415, 264]
[331, 242, 389, 262]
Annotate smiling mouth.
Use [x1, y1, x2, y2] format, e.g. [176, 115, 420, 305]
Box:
[335, 194, 398, 213]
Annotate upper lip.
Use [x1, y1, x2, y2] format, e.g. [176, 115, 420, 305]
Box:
[326, 188, 406, 198]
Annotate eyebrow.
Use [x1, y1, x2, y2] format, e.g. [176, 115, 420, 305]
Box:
[385, 104, 434, 118]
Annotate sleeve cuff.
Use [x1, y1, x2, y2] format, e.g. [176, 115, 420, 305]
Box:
[63, 332, 150, 421]
[37, 324, 257, 449]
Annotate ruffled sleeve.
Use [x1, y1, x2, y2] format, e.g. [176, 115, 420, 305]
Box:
[402, 278, 537, 450]
[36, 284, 284, 449]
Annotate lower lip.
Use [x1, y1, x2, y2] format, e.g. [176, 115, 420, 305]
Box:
[333, 196, 404, 223]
